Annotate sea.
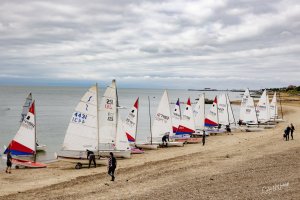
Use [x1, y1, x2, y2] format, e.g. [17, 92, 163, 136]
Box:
[0, 86, 243, 168]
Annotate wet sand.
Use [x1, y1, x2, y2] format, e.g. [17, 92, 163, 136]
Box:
[0, 105, 299, 200]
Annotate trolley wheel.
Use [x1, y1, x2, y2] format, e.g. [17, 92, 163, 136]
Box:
[15, 165, 20, 169]
[75, 163, 82, 169]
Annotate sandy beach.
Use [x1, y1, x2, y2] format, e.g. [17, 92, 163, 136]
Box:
[0, 104, 299, 200]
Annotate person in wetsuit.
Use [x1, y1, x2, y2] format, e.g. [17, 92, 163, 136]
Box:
[6, 151, 12, 174]
[108, 152, 117, 181]
[162, 134, 169, 147]
[202, 130, 206, 146]
[290, 123, 295, 140]
[86, 149, 96, 168]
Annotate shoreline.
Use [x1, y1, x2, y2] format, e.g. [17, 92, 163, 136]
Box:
[0, 105, 299, 199]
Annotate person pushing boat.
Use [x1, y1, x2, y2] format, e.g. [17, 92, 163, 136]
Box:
[162, 133, 169, 147]
[86, 149, 96, 168]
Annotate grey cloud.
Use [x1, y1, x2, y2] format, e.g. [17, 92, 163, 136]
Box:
[0, 0, 299, 89]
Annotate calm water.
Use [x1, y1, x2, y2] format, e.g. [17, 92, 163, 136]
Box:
[0, 85, 243, 167]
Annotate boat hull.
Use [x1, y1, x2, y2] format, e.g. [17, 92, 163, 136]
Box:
[174, 137, 201, 144]
[135, 144, 158, 150]
[131, 147, 144, 154]
[152, 141, 184, 147]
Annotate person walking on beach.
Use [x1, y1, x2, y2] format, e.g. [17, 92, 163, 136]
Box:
[6, 151, 12, 174]
[86, 149, 96, 168]
[162, 133, 169, 147]
[108, 152, 117, 181]
[202, 131, 206, 146]
[285, 125, 291, 141]
[290, 123, 295, 140]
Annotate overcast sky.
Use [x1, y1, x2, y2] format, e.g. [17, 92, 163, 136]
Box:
[0, 0, 299, 89]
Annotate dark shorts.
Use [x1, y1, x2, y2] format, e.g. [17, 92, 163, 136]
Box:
[7, 162, 12, 167]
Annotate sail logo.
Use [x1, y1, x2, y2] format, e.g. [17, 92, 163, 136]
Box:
[22, 118, 35, 129]
[105, 99, 114, 109]
[125, 118, 135, 127]
[107, 112, 114, 121]
[182, 115, 190, 120]
[209, 111, 217, 116]
[72, 112, 87, 123]
[155, 113, 169, 123]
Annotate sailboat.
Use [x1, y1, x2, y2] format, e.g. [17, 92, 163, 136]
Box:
[241, 96, 264, 132]
[175, 98, 200, 143]
[204, 96, 225, 134]
[3, 101, 46, 168]
[20, 93, 46, 152]
[218, 93, 236, 128]
[255, 89, 276, 128]
[270, 92, 284, 122]
[141, 90, 183, 148]
[239, 89, 251, 124]
[123, 98, 144, 154]
[98, 80, 131, 158]
[58, 81, 130, 167]
[171, 98, 181, 134]
[194, 94, 205, 135]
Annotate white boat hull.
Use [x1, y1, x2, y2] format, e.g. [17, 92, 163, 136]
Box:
[152, 141, 184, 147]
[135, 144, 158, 150]
[98, 150, 131, 159]
[243, 127, 265, 132]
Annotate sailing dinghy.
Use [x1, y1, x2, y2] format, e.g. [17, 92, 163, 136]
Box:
[240, 96, 264, 132]
[144, 90, 183, 147]
[123, 98, 144, 154]
[98, 80, 131, 158]
[3, 101, 46, 168]
[204, 96, 225, 135]
[194, 94, 205, 135]
[174, 98, 200, 143]
[58, 85, 107, 168]
[20, 93, 46, 152]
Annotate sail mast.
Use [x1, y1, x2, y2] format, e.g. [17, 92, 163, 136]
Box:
[216, 96, 220, 129]
[33, 101, 37, 162]
[148, 96, 152, 145]
[134, 98, 139, 143]
[96, 83, 100, 154]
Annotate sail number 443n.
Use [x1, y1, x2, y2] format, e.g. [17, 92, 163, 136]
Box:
[72, 112, 87, 123]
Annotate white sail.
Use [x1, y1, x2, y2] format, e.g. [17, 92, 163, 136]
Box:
[244, 97, 258, 124]
[218, 94, 229, 125]
[256, 90, 271, 123]
[115, 116, 131, 151]
[270, 92, 278, 119]
[218, 93, 236, 126]
[99, 80, 118, 150]
[61, 85, 98, 151]
[205, 96, 219, 127]
[171, 98, 181, 134]
[123, 98, 139, 143]
[176, 98, 196, 137]
[151, 90, 173, 142]
[20, 93, 33, 123]
[194, 94, 205, 130]
[239, 89, 250, 122]
[226, 94, 236, 125]
[5, 101, 36, 155]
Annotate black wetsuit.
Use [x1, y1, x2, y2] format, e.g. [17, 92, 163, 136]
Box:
[285, 127, 291, 141]
[202, 132, 206, 146]
[291, 125, 295, 140]
[87, 150, 96, 168]
[162, 135, 169, 147]
[7, 153, 12, 167]
[108, 156, 117, 181]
